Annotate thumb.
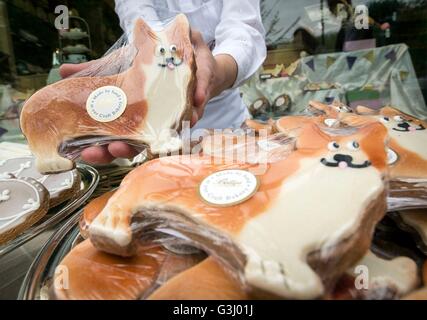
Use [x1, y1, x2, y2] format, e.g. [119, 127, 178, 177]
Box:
[59, 61, 95, 79]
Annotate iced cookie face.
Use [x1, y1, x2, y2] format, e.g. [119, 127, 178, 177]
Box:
[342, 106, 427, 170]
[378, 107, 426, 133]
[320, 138, 371, 169]
[155, 43, 184, 70]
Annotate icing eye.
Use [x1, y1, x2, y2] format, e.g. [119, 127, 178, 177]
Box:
[380, 117, 390, 124]
[170, 44, 177, 53]
[347, 141, 360, 151]
[155, 45, 166, 56]
[393, 115, 405, 122]
[328, 141, 340, 151]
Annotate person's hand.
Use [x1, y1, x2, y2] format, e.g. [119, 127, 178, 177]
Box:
[190, 29, 238, 126]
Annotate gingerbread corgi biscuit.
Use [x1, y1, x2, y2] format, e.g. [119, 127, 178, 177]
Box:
[341, 106, 427, 209]
[148, 257, 250, 300]
[79, 190, 116, 239]
[0, 177, 49, 244]
[330, 251, 419, 300]
[53, 239, 203, 300]
[0, 157, 80, 207]
[308, 100, 352, 117]
[20, 15, 196, 174]
[89, 122, 388, 299]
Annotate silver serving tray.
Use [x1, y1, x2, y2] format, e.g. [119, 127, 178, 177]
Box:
[0, 164, 99, 257]
[19, 208, 83, 300]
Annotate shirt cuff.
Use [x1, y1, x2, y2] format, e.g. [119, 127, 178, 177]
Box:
[213, 39, 266, 89]
[212, 43, 252, 89]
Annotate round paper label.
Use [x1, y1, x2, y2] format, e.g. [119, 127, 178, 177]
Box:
[387, 148, 399, 165]
[324, 118, 338, 127]
[199, 170, 259, 207]
[86, 86, 127, 122]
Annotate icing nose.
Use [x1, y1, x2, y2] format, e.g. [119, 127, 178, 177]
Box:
[333, 153, 353, 164]
[397, 122, 410, 130]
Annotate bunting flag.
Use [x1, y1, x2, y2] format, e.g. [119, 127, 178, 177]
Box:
[326, 56, 337, 68]
[400, 70, 409, 81]
[363, 51, 375, 63]
[306, 59, 315, 72]
[385, 50, 397, 62]
[347, 89, 382, 110]
[346, 56, 357, 70]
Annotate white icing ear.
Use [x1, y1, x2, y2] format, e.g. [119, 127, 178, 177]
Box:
[387, 148, 398, 165]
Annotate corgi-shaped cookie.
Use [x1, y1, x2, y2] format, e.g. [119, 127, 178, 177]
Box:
[340, 106, 427, 209]
[330, 251, 419, 300]
[89, 122, 388, 299]
[20, 15, 196, 174]
[54, 191, 203, 300]
[148, 257, 250, 300]
[308, 100, 352, 117]
[245, 101, 350, 136]
[53, 239, 203, 300]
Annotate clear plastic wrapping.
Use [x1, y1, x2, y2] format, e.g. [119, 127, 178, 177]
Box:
[294, 101, 427, 211]
[20, 14, 196, 174]
[83, 122, 389, 299]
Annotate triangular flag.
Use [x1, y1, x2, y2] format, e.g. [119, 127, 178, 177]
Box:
[363, 51, 375, 63]
[306, 59, 315, 72]
[400, 70, 409, 81]
[0, 127, 7, 138]
[385, 50, 397, 62]
[326, 56, 337, 68]
[346, 56, 357, 70]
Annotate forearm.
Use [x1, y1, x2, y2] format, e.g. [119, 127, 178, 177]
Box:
[210, 54, 238, 99]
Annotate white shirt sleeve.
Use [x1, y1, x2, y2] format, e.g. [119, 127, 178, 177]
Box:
[212, 0, 266, 88]
[115, 0, 159, 36]
[115, 0, 266, 88]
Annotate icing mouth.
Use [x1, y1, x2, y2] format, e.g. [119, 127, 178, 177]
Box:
[320, 154, 371, 169]
[158, 57, 183, 70]
[392, 122, 425, 132]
